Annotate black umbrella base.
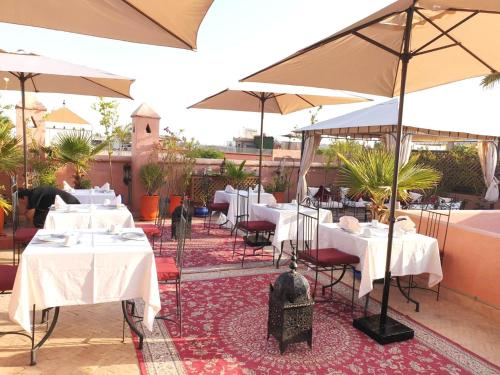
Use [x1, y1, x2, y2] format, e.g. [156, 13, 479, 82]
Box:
[353, 314, 414, 345]
[244, 234, 271, 247]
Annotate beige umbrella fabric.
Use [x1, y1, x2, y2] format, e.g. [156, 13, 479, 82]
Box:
[241, 0, 500, 343]
[0, 49, 134, 185]
[0, 0, 214, 50]
[189, 84, 368, 201]
[242, 0, 500, 96]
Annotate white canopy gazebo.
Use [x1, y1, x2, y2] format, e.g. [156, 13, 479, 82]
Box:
[296, 99, 500, 202]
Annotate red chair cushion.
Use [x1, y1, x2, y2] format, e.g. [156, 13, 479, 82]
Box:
[136, 224, 161, 236]
[237, 220, 275, 232]
[208, 202, 230, 212]
[155, 257, 179, 281]
[299, 248, 359, 266]
[0, 265, 18, 291]
[14, 228, 38, 244]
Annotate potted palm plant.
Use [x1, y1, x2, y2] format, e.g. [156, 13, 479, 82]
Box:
[139, 162, 167, 220]
[337, 149, 440, 222]
[0, 117, 22, 235]
[53, 130, 108, 188]
[224, 160, 252, 189]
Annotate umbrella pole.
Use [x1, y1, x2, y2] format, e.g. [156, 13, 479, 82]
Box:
[257, 95, 266, 204]
[353, 4, 415, 344]
[20, 74, 28, 188]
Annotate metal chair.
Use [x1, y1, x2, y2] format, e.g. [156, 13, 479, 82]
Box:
[232, 188, 275, 267]
[123, 197, 188, 341]
[204, 200, 229, 234]
[296, 197, 359, 306]
[136, 194, 168, 251]
[407, 206, 451, 301]
[0, 264, 59, 365]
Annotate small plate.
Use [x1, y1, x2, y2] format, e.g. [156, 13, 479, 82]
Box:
[37, 234, 66, 243]
[120, 232, 145, 241]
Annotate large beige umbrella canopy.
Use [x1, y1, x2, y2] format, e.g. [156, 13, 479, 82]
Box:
[189, 83, 368, 201]
[0, 49, 134, 186]
[242, 0, 500, 343]
[0, 0, 214, 50]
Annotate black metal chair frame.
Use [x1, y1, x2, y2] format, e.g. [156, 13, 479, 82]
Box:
[0, 268, 60, 366]
[203, 199, 229, 234]
[407, 207, 451, 301]
[123, 198, 188, 344]
[232, 188, 275, 267]
[296, 197, 357, 307]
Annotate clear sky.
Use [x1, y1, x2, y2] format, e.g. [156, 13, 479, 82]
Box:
[0, 0, 498, 144]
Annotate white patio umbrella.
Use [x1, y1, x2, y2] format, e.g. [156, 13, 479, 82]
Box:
[188, 83, 368, 202]
[242, 0, 500, 343]
[0, 49, 134, 186]
[0, 0, 214, 50]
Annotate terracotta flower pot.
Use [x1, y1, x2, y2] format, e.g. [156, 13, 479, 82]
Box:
[273, 191, 286, 203]
[140, 195, 159, 220]
[169, 194, 182, 215]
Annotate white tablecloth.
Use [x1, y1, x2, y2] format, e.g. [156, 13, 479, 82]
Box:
[44, 204, 135, 230]
[250, 203, 333, 248]
[318, 222, 442, 298]
[9, 228, 161, 333]
[214, 190, 276, 225]
[70, 189, 116, 204]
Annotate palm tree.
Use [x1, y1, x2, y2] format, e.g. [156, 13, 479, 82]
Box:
[112, 123, 132, 153]
[53, 130, 108, 188]
[0, 117, 23, 213]
[481, 73, 500, 89]
[224, 160, 252, 188]
[337, 149, 441, 221]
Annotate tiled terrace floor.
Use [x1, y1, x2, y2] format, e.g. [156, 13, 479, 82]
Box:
[0, 221, 499, 374]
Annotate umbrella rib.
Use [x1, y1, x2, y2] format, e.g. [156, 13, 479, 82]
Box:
[413, 43, 458, 56]
[412, 11, 478, 55]
[120, 0, 193, 50]
[352, 31, 400, 57]
[415, 9, 496, 72]
[295, 94, 316, 107]
[241, 9, 401, 81]
[81, 77, 132, 99]
[29, 75, 39, 92]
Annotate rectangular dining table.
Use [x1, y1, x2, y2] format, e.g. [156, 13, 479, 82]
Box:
[317, 222, 443, 300]
[8, 228, 160, 364]
[43, 204, 135, 230]
[214, 190, 276, 225]
[70, 189, 116, 204]
[250, 203, 333, 248]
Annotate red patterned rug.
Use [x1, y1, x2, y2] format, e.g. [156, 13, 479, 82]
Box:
[153, 223, 275, 268]
[134, 271, 499, 375]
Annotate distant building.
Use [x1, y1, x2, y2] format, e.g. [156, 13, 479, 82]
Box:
[44, 105, 91, 146]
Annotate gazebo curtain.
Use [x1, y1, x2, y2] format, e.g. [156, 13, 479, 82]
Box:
[478, 141, 499, 202]
[382, 133, 413, 166]
[297, 133, 321, 200]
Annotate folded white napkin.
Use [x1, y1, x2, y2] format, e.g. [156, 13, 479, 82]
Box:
[63, 233, 78, 247]
[339, 216, 361, 233]
[101, 182, 110, 192]
[225, 185, 236, 193]
[339, 187, 349, 199]
[54, 195, 67, 210]
[103, 198, 111, 206]
[109, 223, 122, 234]
[395, 215, 416, 232]
[252, 184, 265, 193]
[216, 213, 227, 225]
[63, 180, 74, 192]
[408, 191, 423, 203]
[114, 194, 122, 207]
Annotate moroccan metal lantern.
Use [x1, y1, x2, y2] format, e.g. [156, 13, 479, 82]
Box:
[267, 255, 314, 354]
